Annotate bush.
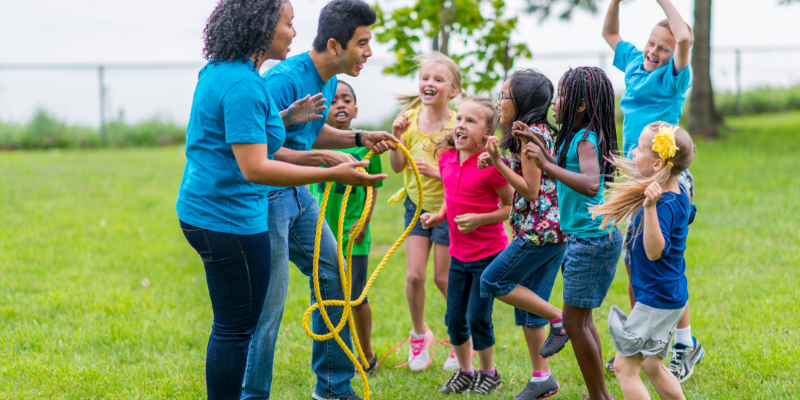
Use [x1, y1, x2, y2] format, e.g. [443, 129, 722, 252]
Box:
[0, 109, 185, 150]
[716, 84, 800, 116]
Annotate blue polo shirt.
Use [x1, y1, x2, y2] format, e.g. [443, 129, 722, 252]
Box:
[614, 41, 692, 158]
[629, 183, 696, 309]
[263, 52, 337, 151]
[176, 59, 285, 235]
[556, 129, 609, 238]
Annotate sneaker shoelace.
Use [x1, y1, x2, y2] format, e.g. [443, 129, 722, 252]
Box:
[668, 348, 685, 374]
[448, 348, 457, 360]
[470, 373, 494, 394]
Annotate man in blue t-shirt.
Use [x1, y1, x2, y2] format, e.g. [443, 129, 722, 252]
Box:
[602, 0, 704, 384]
[241, 1, 397, 400]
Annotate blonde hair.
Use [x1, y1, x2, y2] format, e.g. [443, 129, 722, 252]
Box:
[397, 52, 464, 113]
[590, 122, 696, 233]
[431, 96, 499, 158]
[656, 19, 694, 44]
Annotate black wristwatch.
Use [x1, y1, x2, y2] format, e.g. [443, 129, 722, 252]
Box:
[354, 130, 364, 147]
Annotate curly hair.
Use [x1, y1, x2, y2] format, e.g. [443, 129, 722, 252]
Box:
[203, 0, 285, 64]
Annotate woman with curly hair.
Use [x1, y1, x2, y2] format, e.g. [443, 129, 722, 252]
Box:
[176, 1, 386, 399]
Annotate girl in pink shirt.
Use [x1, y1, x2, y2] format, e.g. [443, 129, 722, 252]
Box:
[420, 96, 512, 395]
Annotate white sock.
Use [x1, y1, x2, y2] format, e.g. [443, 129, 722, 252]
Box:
[410, 330, 425, 340]
[674, 326, 692, 347]
[530, 370, 551, 383]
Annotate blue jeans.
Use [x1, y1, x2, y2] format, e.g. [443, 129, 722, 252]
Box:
[242, 186, 354, 400]
[445, 254, 499, 351]
[180, 221, 271, 400]
[561, 232, 623, 309]
[480, 239, 567, 328]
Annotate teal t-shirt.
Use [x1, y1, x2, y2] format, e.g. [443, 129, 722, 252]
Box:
[556, 129, 609, 238]
[309, 147, 384, 255]
[614, 40, 692, 158]
[176, 59, 285, 235]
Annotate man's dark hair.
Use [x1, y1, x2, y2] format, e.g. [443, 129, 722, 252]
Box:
[203, 0, 284, 63]
[312, 0, 377, 53]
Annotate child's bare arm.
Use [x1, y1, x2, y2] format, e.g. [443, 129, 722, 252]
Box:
[526, 140, 601, 198]
[389, 114, 410, 173]
[658, 0, 692, 73]
[642, 182, 666, 260]
[486, 136, 539, 202]
[602, 0, 624, 51]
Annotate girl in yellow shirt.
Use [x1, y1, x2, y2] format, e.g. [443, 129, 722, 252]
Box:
[387, 52, 465, 371]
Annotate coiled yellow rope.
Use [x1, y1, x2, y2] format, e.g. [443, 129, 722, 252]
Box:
[303, 143, 422, 400]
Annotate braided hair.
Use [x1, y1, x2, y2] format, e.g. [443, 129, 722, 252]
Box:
[553, 67, 619, 183]
[499, 69, 559, 155]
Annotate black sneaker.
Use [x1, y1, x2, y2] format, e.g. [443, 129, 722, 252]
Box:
[668, 336, 705, 383]
[466, 369, 502, 395]
[605, 355, 616, 372]
[357, 355, 379, 375]
[438, 370, 475, 394]
[539, 324, 569, 358]
[512, 375, 560, 400]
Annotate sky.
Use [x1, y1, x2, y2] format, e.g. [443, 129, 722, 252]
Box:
[0, 0, 799, 127]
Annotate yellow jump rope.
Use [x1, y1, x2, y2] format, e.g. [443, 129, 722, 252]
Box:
[303, 143, 422, 400]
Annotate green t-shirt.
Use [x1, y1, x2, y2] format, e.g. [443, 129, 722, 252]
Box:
[309, 147, 383, 255]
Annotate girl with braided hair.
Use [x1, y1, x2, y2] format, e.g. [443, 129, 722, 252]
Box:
[591, 122, 696, 400]
[524, 67, 622, 400]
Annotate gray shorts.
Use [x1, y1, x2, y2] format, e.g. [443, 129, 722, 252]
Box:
[608, 302, 686, 359]
[350, 255, 369, 304]
[623, 169, 694, 265]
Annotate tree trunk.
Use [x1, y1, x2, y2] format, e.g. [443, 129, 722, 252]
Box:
[688, 0, 720, 138]
[439, 1, 457, 55]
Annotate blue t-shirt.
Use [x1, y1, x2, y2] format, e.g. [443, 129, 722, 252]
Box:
[556, 129, 609, 238]
[614, 41, 692, 158]
[176, 59, 285, 235]
[263, 52, 337, 191]
[629, 183, 696, 309]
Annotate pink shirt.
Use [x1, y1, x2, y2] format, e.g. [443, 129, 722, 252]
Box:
[439, 149, 510, 262]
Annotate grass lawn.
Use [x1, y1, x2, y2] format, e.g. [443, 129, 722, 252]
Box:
[1, 112, 799, 399]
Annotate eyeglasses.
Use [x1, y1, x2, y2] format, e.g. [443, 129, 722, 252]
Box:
[499, 92, 514, 102]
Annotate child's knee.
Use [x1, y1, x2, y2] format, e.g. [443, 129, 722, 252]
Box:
[406, 271, 426, 286]
[613, 355, 639, 377]
[640, 357, 665, 376]
[433, 273, 448, 288]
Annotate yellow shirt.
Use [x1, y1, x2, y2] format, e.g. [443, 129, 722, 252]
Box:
[388, 106, 456, 212]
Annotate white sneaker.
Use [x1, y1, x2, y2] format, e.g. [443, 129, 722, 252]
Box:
[405, 327, 434, 371]
[443, 347, 459, 371]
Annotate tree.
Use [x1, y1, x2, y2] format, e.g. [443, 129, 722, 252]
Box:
[687, 0, 720, 138]
[372, 0, 531, 94]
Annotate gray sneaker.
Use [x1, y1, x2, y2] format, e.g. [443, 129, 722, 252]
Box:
[668, 336, 705, 383]
[539, 324, 569, 358]
[605, 355, 616, 372]
[512, 375, 560, 400]
[466, 369, 503, 395]
[438, 370, 475, 394]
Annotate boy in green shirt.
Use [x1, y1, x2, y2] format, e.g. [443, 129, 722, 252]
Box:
[309, 81, 383, 373]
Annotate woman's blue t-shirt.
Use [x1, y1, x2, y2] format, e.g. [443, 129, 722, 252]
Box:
[176, 59, 285, 235]
[556, 129, 609, 238]
[629, 184, 696, 309]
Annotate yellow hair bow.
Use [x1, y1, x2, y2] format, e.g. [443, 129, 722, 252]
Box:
[652, 125, 679, 166]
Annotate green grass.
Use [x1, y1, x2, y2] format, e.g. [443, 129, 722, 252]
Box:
[1, 113, 799, 399]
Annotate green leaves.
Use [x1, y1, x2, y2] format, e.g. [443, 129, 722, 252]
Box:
[373, 0, 532, 94]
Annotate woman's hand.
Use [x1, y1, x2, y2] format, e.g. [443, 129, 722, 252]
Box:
[320, 151, 357, 167]
[392, 114, 410, 138]
[477, 152, 494, 169]
[282, 93, 327, 126]
[330, 161, 387, 187]
[363, 131, 399, 154]
[643, 181, 662, 208]
[348, 220, 369, 244]
[454, 213, 482, 234]
[420, 212, 444, 229]
[410, 158, 438, 179]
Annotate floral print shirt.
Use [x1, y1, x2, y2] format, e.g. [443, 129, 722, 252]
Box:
[508, 124, 566, 245]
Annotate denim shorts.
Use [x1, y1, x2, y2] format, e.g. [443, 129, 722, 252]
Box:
[403, 196, 450, 246]
[561, 231, 623, 309]
[480, 238, 567, 329]
[623, 169, 694, 265]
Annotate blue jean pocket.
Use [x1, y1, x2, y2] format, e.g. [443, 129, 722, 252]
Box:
[181, 222, 214, 261]
[604, 232, 623, 269]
